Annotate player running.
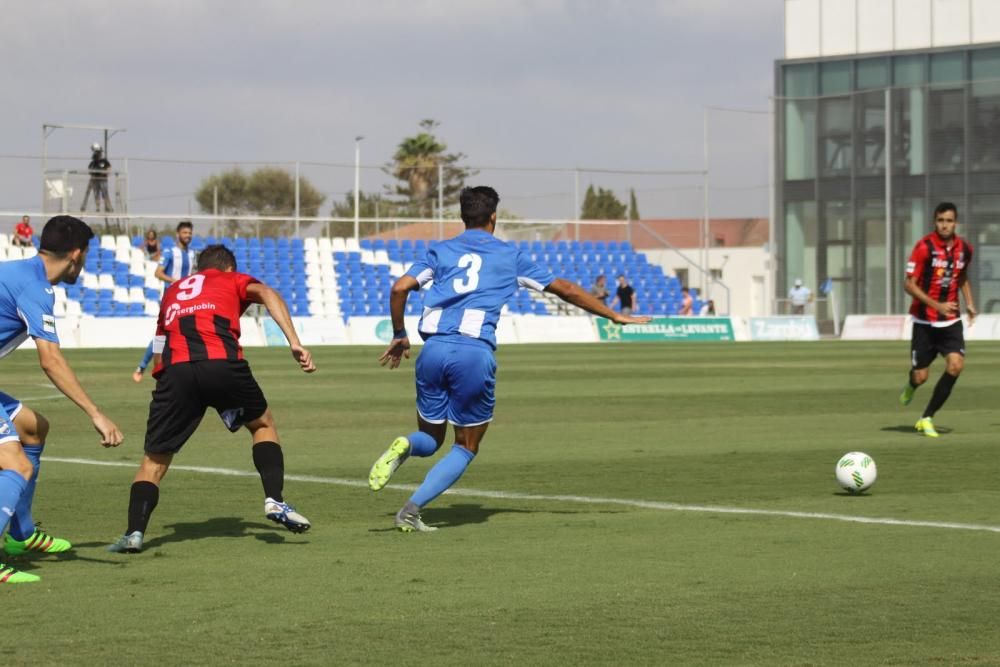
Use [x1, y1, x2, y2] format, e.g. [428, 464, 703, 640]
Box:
[108, 244, 315, 553]
[0, 216, 124, 584]
[899, 201, 976, 438]
[133, 221, 196, 382]
[367, 186, 651, 532]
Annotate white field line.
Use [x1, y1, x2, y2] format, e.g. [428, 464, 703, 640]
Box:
[44, 456, 1000, 535]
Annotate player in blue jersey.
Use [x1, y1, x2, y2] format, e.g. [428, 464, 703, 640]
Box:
[0, 215, 124, 583]
[367, 186, 651, 532]
[132, 221, 196, 382]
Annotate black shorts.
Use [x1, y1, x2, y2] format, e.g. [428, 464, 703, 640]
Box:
[144, 360, 268, 455]
[910, 321, 965, 370]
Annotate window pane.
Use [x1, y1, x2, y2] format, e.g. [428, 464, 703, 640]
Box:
[894, 197, 927, 312]
[784, 201, 817, 302]
[857, 91, 886, 175]
[893, 86, 926, 175]
[860, 199, 887, 313]
[894, 55, 926, 86]
[971, 49, 1000, 171]
[823, 200, 854, 316]
[929, 87, 966, 172]
[970, 195, 1000, 313]
[971, 47, 1000, 81]
[820, 97, 852, 176]
[784, 63, 817, 97]
[785, 100, 816, 179]
[931, 52, 964, 83]
[821, 61, 851, 94]
[857, 58, 889, 90]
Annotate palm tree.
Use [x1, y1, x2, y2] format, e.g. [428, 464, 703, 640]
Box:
[386, 119, 475, 218]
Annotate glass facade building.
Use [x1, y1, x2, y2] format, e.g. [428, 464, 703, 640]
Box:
[776, 44, 1000, 317]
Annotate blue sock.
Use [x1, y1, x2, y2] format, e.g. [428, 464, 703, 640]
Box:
[407, 431, 439, 457]
[138, 341, 154, 370]
[0, 470, 29, 537]
[9, 444, 42, 540]
[409, 445, 476, 508]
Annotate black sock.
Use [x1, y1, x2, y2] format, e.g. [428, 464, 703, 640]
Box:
[127, 481, 159, 535]
[923, 372, 958, 418]
[252, 441, 284, 502]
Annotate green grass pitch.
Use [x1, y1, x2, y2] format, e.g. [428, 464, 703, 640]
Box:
[5, 341, 1000, 665]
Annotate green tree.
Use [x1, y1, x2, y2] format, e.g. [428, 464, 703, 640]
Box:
[194, 167, 326, 236]
[385, 119, 475, 218]
[580, 185, 627, 220]
[628, 188, 640, 221]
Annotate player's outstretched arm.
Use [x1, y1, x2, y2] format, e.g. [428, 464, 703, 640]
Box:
[545, 278, 652, 325]
[379, 275, 419, 369]
[246, 282, 316, 373]
[34, 339, 123, 447]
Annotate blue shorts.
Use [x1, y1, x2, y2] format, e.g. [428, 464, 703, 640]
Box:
[415, 335, 496, 427]
[0, 391, 22, 444]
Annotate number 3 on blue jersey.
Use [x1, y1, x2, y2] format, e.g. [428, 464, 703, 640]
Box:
[453, 253, 482, 294]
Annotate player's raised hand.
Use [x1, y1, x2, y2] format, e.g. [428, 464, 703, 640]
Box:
[613, 313, 653, 325]
[93, 413, 123, 448]
[291, 344, 316, 373]
[379, 337, 410, 369]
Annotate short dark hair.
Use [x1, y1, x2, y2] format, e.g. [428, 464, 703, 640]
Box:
[39, 215, 95, 256]
[934, 201, 958, 219]
[460, 186, 500, 228]
[197, 244, 237, 272]
[177, 220, 193, 233]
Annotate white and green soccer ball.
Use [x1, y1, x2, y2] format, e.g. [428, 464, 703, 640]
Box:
[835, 452, 877, 494]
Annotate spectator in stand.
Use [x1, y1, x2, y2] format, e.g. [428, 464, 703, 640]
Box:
[589, 274, 610, 304]
[680, 287, 693, 315]
[12, 216, 34, 247]
[788, 278, 813, 315]
[140, 229, 161, 261]
[610, 274, 637, 315]
[700, 299, 716, 316]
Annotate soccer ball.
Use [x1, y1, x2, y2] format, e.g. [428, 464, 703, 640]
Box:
[835, 452, 877, 494]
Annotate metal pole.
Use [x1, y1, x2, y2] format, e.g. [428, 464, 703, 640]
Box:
[574, 169, 580, 241]
[294, 161, 301, 238]
[768, 96, 776, 316]
[437, 162, 444, 221]
[354, 136, 363, 241]
[703, 108, 710, 300]
[213, 185, 219, 238]
[884, 87, 893, 315]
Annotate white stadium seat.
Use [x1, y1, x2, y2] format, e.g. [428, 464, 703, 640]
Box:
[5, 246, 22, 261]
[345, 237, 360, 252]
[82, 273, 99, 289]
[22, 247, 37, 259]
[100, 235, 116, 251]
[128, 287, 146, 303]
[54, 286, 67, 301]
[145, 275, 161, 290]
[0, 248, 7, 261]
[374, 250, 390, 264]
[65, 301, 82, 317]
[0, 234, 8, 248]
[306, 274, 322, 289]
[360, 249, 375, 263]
[116, 235, 131, 252]
[145, 301, 159, 316]
[303, 237, 318, 252]
[98, 274, 115, 290]
[318, 237, 333, 253]
[53, 301, 67, 317]
[115, 248, 131, 264]
[113, 287, 129, 303]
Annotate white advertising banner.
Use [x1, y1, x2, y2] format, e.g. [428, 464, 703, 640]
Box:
[748, 317, 820, 341]
[841, 315, 909, 340]
[514, 315, 595, 343]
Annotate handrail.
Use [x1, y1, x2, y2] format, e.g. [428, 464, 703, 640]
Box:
[634, 220, 731, 315]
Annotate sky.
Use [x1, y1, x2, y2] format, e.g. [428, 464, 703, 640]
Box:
[1, 0, 783, 221]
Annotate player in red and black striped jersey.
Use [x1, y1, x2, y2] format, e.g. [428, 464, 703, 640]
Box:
[108, 245, 317, 553]
[899, 202, 978, 438]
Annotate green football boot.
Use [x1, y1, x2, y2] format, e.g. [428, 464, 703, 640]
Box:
[368, 436, 411, 491]
[899, 383, 916, 406]
[0, 562, 40, 584]
[4, 529, 72, 556]
[915, 417, 939, 438]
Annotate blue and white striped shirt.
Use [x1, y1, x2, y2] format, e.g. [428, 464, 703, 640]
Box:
[407, 229, 554, 349]
[159, 245, 196, 281]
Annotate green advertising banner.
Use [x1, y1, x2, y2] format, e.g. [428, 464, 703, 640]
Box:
[596, 317, 734, 342]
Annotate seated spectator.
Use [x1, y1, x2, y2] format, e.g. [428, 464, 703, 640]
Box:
[140, 229, 162, 261]
[12, 215, 34, 247]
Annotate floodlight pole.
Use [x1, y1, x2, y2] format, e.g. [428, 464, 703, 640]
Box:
[354, 136, 364, 241]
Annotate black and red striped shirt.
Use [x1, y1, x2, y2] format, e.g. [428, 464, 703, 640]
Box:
[906, 231, 973, 324]
[152, 269, 258, 377]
